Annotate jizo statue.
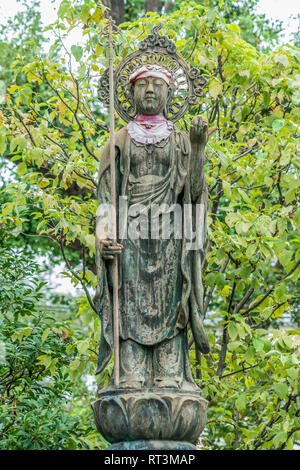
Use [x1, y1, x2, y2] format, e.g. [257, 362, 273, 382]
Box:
[93, 22, 214, 450]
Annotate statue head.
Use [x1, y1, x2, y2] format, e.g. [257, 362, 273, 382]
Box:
[98, 24, 207, 123]
[129, 65, 172, 116]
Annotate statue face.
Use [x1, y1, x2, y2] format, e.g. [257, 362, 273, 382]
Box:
[133, 76, 169, 115]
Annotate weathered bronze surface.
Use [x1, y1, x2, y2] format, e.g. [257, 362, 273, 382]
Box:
[92, 388, 208, 443]
[93, 23, 211, 448]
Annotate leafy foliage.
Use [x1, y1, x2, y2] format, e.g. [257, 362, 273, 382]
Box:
[0, 0, 47, 88]
[0, 245, 105, 449]
[0, 0, 299, 450]
[106, 0, 284, 52]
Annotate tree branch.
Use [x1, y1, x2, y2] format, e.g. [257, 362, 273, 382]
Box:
[203, 256, 230, 316]
[242, 260, 300, 317]
[216, 281, 236, 378]
[59, 236, 97, 314]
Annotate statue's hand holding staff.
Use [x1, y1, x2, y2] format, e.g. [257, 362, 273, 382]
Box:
[100, 239, 123, 261]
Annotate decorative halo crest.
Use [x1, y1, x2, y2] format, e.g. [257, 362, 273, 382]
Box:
[98, 23, 207, 123]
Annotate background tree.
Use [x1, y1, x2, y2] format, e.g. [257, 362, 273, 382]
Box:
[0, 0, 299, 450]
[102, 0, 284, 52]
[0, 0, 46, 87]
[0, 230, 108, 450]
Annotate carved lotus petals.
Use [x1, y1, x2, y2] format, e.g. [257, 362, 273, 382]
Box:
[131, 397, 170, 440]
[173, 398, 206, 442]
[93, 395, 129, 443]
[92, 388, 208, 444]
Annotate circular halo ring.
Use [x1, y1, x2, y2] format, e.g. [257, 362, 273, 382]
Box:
[98, 25, 207, 123]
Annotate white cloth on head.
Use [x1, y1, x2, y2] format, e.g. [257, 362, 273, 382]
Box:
[129, 65, 172, 86]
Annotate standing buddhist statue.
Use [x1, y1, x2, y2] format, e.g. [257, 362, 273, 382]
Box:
[92, 23, 213, 450]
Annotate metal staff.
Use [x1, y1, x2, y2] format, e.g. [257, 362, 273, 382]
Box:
[108, 18, 120, 387]
[100, 16, 120, 386]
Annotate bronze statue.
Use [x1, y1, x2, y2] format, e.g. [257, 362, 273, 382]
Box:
[92, 23, 213, 450]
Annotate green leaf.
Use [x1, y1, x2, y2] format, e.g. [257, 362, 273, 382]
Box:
[76, 339, 89, 354]
[284, 438, 294, 450]
[0, 134, 7, 155]
[246, 243, 257, 258]
[227, 23, 240, 34]
[240, 265, 251, 280]
[228, 322, 238, 340]
[285, 189, 295, 204]
[274, 383, 288, 399]
[278, 250, 292, 267]
[287, 367, 298, 380]
[263, 92, 270, 107]
[235, 394, 246, 413]
[245, 346, 256, 360]
[18, 161, 27, 176]
[236, 323, 245, 339]
[71, 45, 83, 62]
[282, 335, 294, 349]
[272, 119, 285, 131]
[209, 79, 222, 98]
[222, 180, 231, 198]
[36, 354, 52, 368]
[2, 202, 14, 216]
[274, 54, 289, 67]
[232, 107, 242, 122]
[274, 283, 287, 303]
[205, 272, 216, 286]
[253, 338, 264, 352]
[39, 178, 50, 188]
[66, 343, 75, 354]
[237, 188, 251, 203]
[273, 431, 287, 448]
[41, 328, 51, 344]
[10, 137, 19, 152]
[70, 358, 81, 370]
[20, 86, 32, 104]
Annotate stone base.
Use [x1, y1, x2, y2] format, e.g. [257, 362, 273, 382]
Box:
[92, 387, 207, 444]
[107, 440, 198, 450]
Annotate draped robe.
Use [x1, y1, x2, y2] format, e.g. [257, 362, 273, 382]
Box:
[94, 126, 209, 375]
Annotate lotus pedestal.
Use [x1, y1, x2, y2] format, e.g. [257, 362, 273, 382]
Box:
[92, 387, 208, 450]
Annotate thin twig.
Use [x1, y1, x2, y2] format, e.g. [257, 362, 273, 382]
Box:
[59, 236, 97, 314]
[242, 260, 300, 317]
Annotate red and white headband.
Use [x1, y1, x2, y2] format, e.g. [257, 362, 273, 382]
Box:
[129, 65, 172, 87]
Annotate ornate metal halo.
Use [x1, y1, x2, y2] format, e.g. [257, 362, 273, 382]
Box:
[98, 24, 207, 123]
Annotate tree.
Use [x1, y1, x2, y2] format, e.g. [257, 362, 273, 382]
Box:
[0, 0, 46, 88]
[101, 0, 284, 52]
[0, 0, 299, 450]
[0, 237, 107, 449]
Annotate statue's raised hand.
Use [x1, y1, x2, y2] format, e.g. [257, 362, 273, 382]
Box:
[190, 115, 209, 145]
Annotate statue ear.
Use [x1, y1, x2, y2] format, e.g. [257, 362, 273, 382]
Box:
[128, 84, 136, 116]
[163, 87, 172, 118]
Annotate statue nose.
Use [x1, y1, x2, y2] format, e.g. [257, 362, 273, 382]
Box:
[146, 82, 154, 93]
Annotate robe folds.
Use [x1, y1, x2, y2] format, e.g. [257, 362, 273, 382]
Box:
[94, 126, 210, 375]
